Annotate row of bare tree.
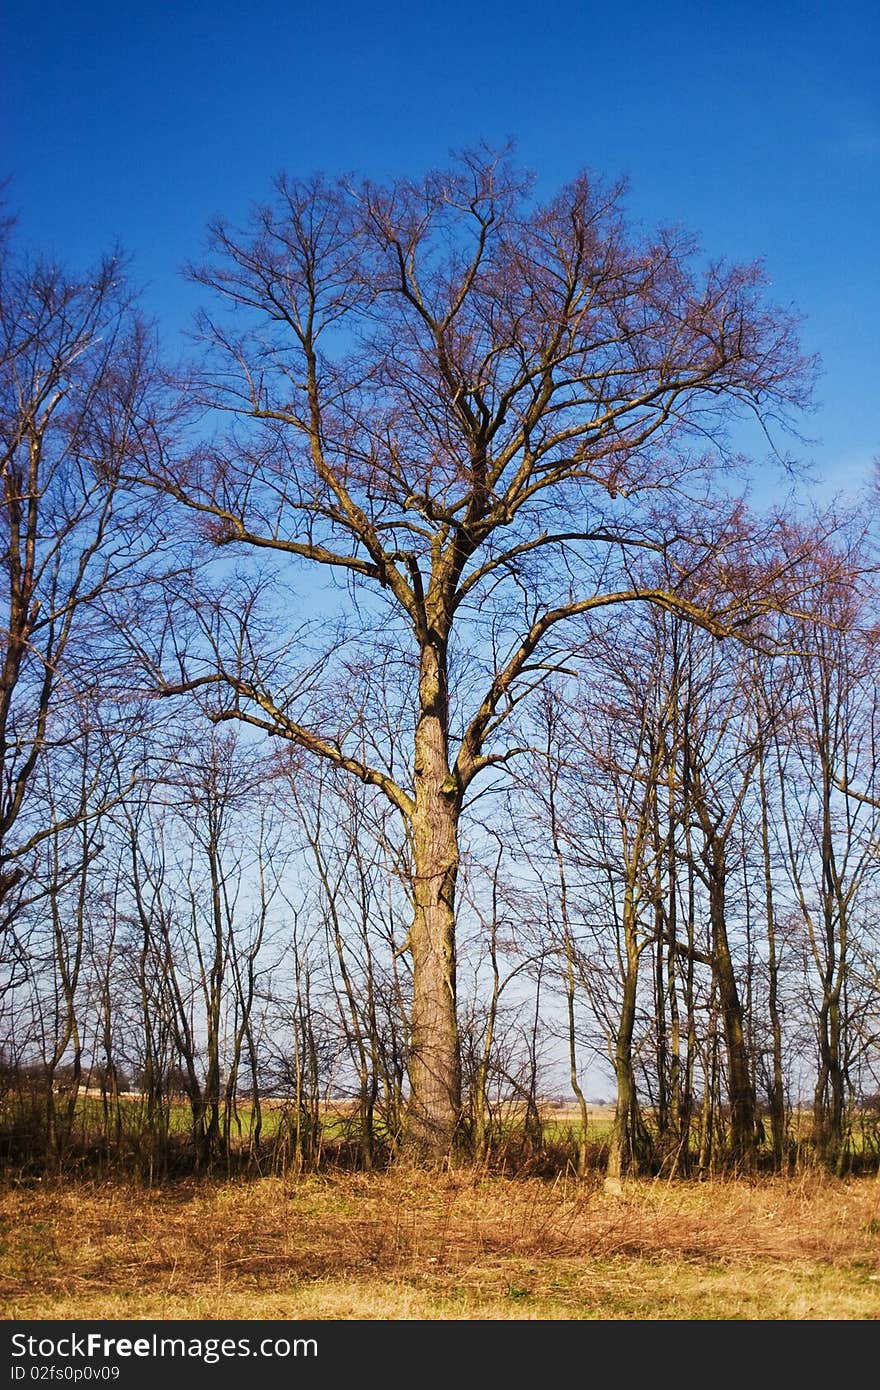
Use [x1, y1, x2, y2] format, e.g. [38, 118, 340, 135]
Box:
[1, 151, 878, 1175]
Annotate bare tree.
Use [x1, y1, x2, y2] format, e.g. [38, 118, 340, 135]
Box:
[286, 756, 411, 1165]
[773, 547, 880, 1168]
[146, 148, 814, 1160]
[0, 223, 162, 930]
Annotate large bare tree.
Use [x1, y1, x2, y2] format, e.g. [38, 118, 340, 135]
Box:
[150, 148, 813, 1160]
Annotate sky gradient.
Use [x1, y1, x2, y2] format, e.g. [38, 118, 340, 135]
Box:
[3, 0, 878, 507]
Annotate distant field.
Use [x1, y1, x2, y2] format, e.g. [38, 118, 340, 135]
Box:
[2, 1170, 879, 1320]
[14, 1092, 865, 1157]
[5, 1092, 619, 1145]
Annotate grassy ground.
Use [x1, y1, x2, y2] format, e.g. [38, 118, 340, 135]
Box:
[1, 1169, 879, 1320]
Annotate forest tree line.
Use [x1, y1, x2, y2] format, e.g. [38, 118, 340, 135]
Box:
[1, 152, 878, 1178]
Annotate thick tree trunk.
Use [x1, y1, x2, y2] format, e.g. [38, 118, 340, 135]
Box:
[402, 636, 462, 1162]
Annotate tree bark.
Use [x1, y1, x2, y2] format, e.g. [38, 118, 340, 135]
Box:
[403, 636, 462, 1161]
[607, 892, 653, 1180]
[702, 831, 758, 1170]
[758, 747, 787, 1169]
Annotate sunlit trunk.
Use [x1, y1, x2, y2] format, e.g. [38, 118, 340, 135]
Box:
[403, 636, 462, 1162]
[758, 750, 787, 1169]
[608, 891, 653, 1180]
[704, 834, 757, 1170]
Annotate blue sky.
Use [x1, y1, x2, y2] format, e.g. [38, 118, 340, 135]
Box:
[3, 0, 878, 507]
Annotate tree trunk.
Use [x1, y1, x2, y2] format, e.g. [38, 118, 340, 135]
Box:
[813, 752, 847, 1168]
[403, 636, 462, 1162]
[704, 834, 757, 1170]
[607, 894, 653, 1180]
[758, 750, 787, 1169]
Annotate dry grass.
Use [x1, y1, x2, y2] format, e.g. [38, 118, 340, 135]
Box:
[1, 1169, 879, 1320]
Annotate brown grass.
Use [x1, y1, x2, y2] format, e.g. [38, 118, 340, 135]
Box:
[1, 1170, 879, 1320]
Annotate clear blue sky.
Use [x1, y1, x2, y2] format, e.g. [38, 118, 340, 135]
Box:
[3, 0, 878, 505]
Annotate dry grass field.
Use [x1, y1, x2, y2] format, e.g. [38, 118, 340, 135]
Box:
[1, 1170, 879, 1320]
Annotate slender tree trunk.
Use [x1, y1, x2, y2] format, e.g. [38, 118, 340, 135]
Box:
[652, 788, 671, 1140]
[671, 804, 699, 1176]
[814, 749, 848, 1167]
[540, 738, 590, 1175]
[472, 854, 503, 1163]
[698, 1006, 719, 1175]
[607, 893, 652, 1180]
[201, 833, 225, 1165]
[758, 750, 787, 1169]
[703, 833, 757, 1170]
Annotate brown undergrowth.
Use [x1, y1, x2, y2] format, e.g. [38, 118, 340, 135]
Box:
[2, 1170, 879, 1320]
